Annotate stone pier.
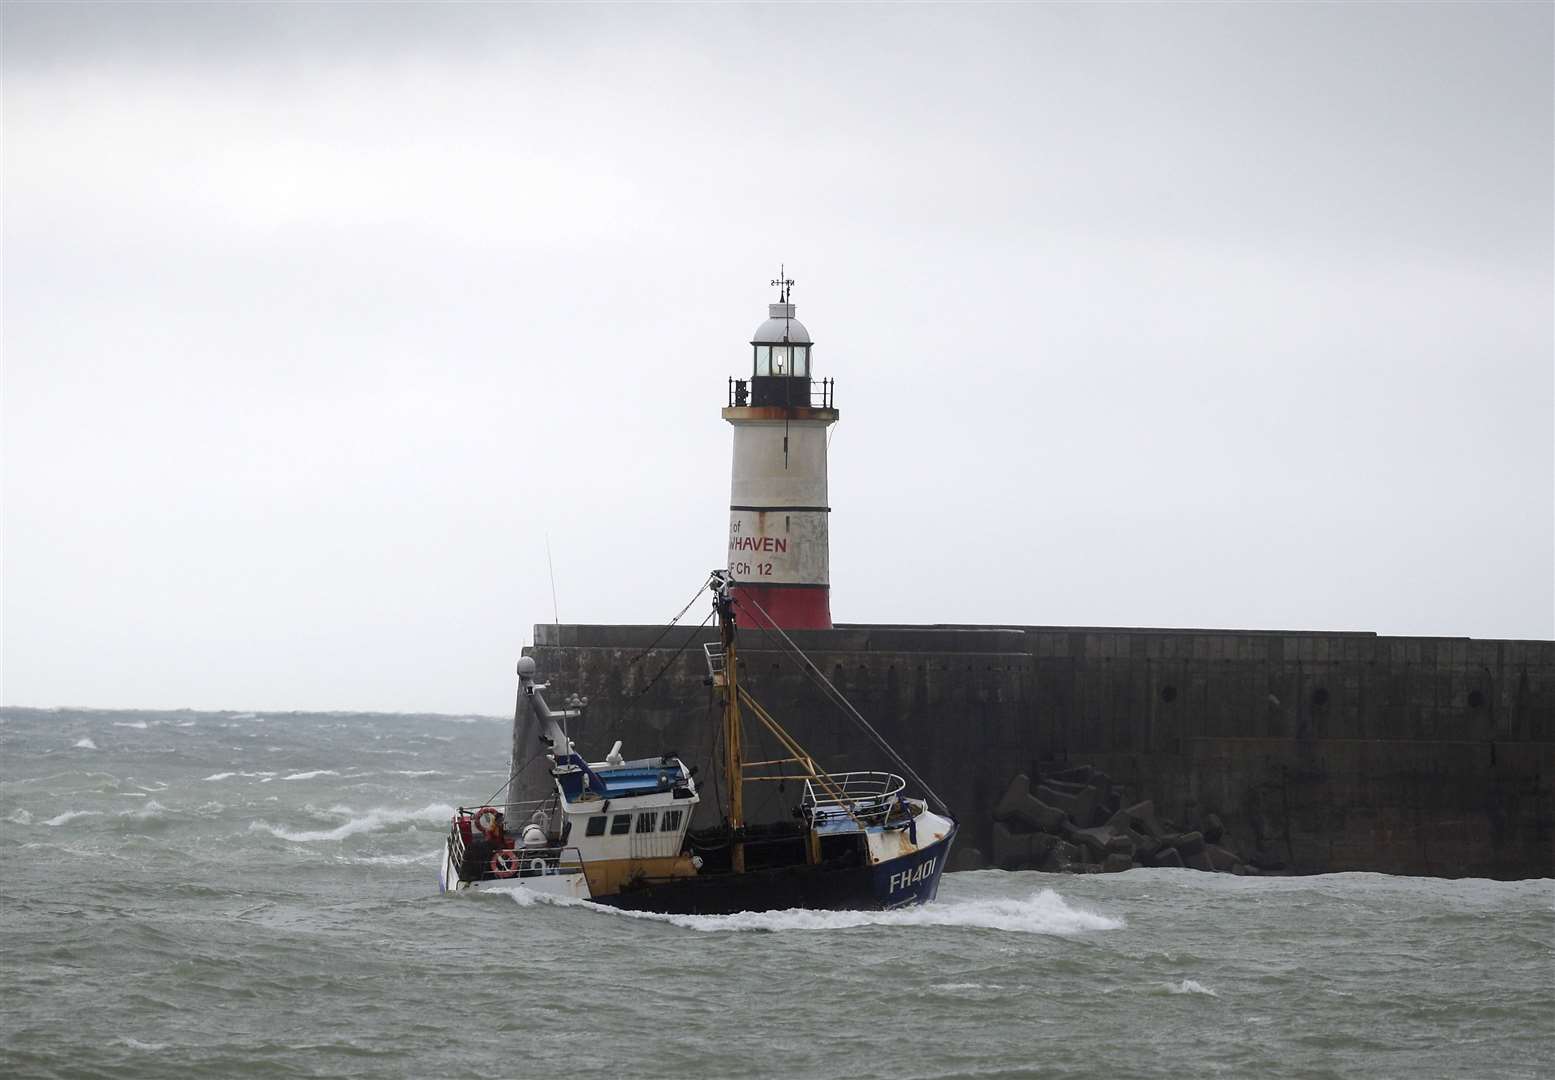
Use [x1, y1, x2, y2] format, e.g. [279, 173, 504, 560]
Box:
[513, 622, 1555, 879]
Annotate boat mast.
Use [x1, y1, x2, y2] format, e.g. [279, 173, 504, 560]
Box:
[712, 571, 746, 873]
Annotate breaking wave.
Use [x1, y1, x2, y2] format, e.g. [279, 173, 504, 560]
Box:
[120, 799, 168, 819]
[113, 721, 149, 730]
[252, 803, 454, 843]
[503, 887, 1122, 936]
[45, 810, 103, 826]
[204, 772, 236, 781]
[1164, 979, 1218, 996]
[280, 770, 339, 781]
[344, 849, 443, 866]
[72, 738, 97, 750]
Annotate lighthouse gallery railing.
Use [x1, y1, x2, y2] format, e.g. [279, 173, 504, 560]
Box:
[727, 377, 835, 409]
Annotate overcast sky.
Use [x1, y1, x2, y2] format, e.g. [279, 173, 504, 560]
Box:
[3, 3, 1550, 714]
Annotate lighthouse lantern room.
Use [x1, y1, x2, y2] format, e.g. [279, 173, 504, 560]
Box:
[723, 273, 838, 630]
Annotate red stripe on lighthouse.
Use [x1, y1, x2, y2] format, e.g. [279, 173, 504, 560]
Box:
[732, 585, 832, 630]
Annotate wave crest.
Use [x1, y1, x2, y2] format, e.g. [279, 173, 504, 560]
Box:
[252, 803, 454, 843]
[45, 809, 104, 826]
[502, 886, 1122, 935]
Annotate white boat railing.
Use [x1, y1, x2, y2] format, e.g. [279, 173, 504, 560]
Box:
[455, 796, 558, 826]
[490, 845, 587, 880]
[801, 771, 907, 826]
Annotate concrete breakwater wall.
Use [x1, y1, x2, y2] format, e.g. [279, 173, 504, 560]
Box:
[516, 622, 1555, 879]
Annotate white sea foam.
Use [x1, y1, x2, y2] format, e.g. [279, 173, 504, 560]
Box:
[119, 800, 168, 819]
[932, 982, 1004, 991]
[281, 770, 339, 781]
[4, 809, 35, 825]
[204, 772, 236, 781]
[1165, 979, 1218, 996]
[115, 1037, 168, 1051]
[73, 738, 98, 750]
[346, 850, 443, 866]
[45, 810, 103, 826]
[392, 770, 443, 777]
[113, 721, 149, 729]
[504, 887, 1122, 935]
[252, 803, 454, 843]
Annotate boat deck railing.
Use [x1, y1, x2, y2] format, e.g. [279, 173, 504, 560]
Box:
[451, 795, 563, 843]
[454, 795, 558, 821]
[448, 814, 589, 883]
[801, 771, 907, 827]
[488, 845, 587, 880]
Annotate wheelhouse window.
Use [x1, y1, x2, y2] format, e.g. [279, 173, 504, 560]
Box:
[585, 815, 606, 837]
[635, 811, 657, 833]
[609, 814, 631, 836]
[660, 810, 683, 832]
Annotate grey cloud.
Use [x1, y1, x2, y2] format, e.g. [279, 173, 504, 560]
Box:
[3, 2, 1549, 712]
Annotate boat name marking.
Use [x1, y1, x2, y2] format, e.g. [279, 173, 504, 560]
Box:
[888, 857, 936, 894]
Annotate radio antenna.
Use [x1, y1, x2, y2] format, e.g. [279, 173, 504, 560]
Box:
[545, 534, 561, 626]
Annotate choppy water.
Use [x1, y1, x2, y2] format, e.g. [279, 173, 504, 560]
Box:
[2, 707, 1550, 1080]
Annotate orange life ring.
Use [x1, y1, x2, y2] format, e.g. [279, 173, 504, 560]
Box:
[489, 849, 520, 877]
[472, 807, 503, 841]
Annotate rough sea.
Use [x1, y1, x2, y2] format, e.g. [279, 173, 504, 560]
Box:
[1, 706, 1550, 1080]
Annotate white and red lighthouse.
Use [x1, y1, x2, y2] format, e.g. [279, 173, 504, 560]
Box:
[723, 276, 838, 630]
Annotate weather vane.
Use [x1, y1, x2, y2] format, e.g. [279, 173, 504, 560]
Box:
[771, 265, 794, 304]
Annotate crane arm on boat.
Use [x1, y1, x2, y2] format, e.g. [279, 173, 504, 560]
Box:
[518, 655, 585, 758]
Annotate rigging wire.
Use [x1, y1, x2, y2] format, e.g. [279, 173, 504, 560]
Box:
[633, 608, 716, 697]
[627, 579, 714, 668]
[705, 689, 727, 828]
[733, 591, 949, 815]
[476, 743, 548, 811]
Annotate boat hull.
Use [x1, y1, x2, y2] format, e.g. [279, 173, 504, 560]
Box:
[596, 824, 956, 916]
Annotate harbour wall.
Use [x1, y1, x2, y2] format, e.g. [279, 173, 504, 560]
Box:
[515, 623, 1555, 879]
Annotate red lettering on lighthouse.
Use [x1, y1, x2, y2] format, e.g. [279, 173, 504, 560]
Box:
[732, 536, 788, 554]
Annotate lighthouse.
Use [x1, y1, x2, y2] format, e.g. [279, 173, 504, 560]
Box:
[723, 274, 838, 630]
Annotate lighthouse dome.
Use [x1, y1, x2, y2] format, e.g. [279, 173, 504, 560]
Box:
[751, 303, 811, 345]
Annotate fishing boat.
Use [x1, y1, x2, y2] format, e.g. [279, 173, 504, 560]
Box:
[438, 570, 957, 913]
